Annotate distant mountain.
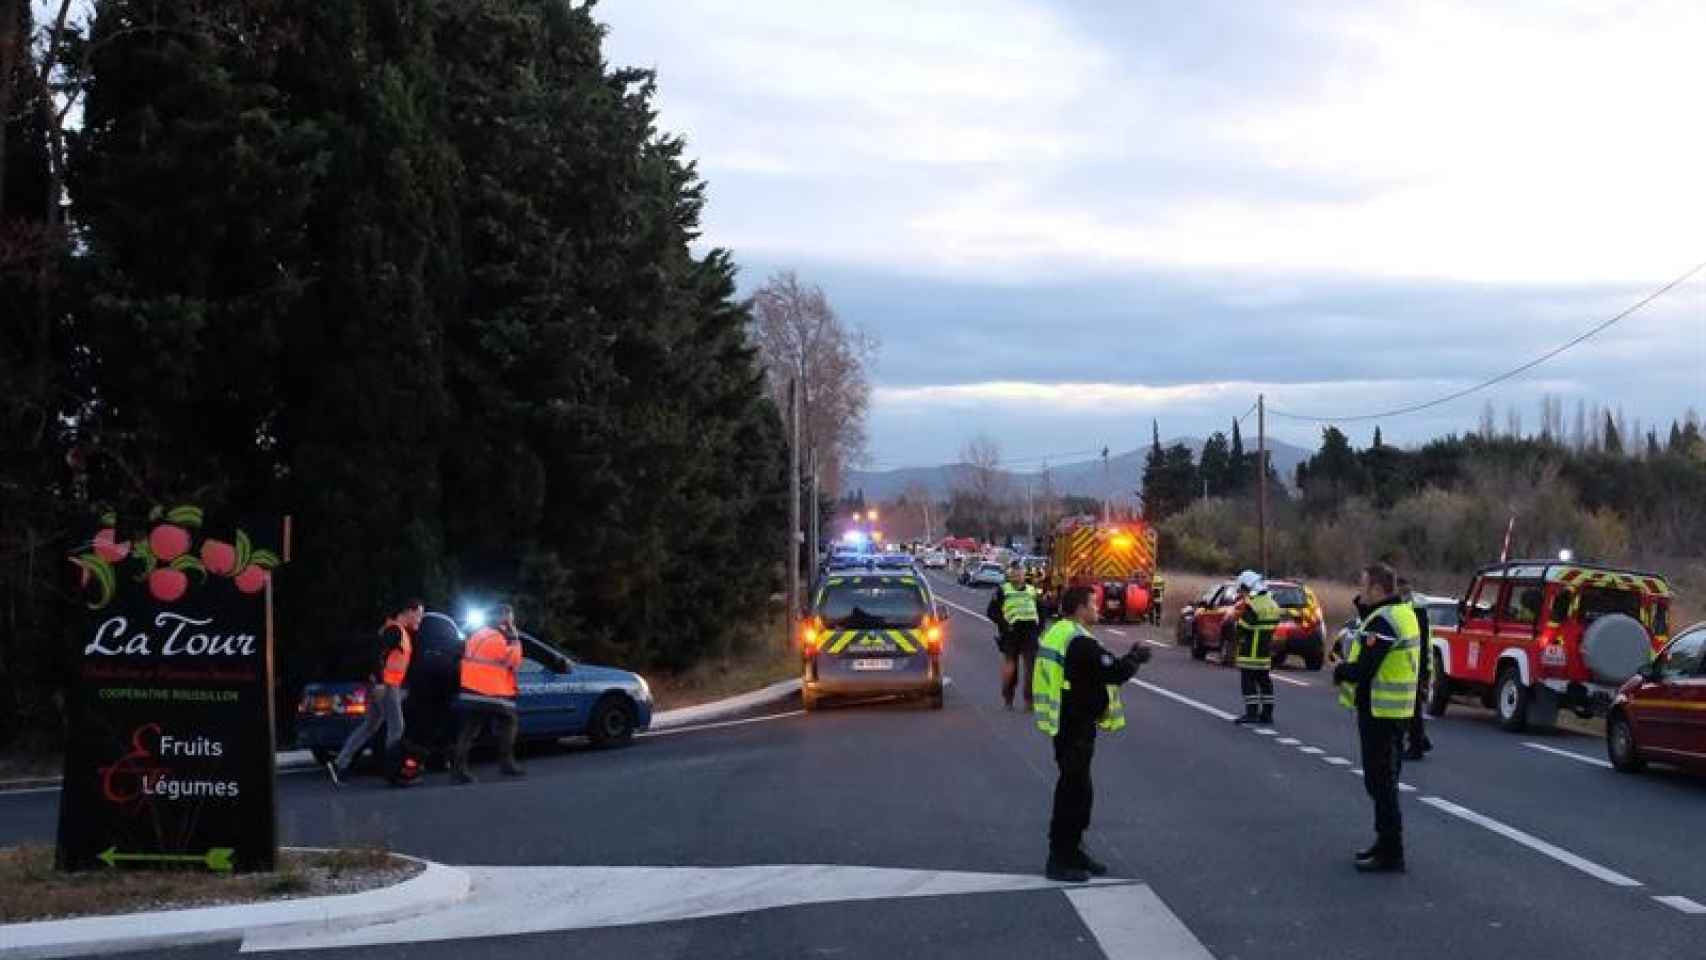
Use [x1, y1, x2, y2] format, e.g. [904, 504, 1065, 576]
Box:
[845, 437, 1313, 502]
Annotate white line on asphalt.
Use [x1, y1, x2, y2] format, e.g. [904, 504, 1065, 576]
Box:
[1254, 728, 1278, 736]
[1298, 746, 1325, 755]
[1276, 737, 1301, 746]
[0, 784, 60, 796]
[1127, 679, 1239, 722]
[1398, 783, 1417, 793]
[1065, 884, 1217, 960]
[639, 711, 805, 739]
[1523, 741, 1613, 769]
[1324, 757, 1352, 766]
[1419, 796, 1644, 887]
[1349, 768, 1364, 776]
[1271, 674, 1310, 687]
[1105, 628, 1126, 637]
[937, 597, 992, 623]
[1142, 637, 1173, 649]
[1653, 895, 1706, 915]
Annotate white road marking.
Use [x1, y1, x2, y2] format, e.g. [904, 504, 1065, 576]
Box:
[1298, 746, 1325, 755]
[937, 596, 993, 623]
[1276, 737, 1301, 746]
[1065, 884, 1216, 960]
[1398, 783, 1417, 793]
[0, 785, 61, 796]
[1143, 637, 1173, 649]
[1254, 728, 1278, 736]
[1324, 757, 1352, 766]
[1349, 768, 1364, 776]
[1419, 796, 1644, 887]
[1271, 674, 1310, 687]
[242, 864, 1132, 952]
[1523, 741, 1613, 770]
[1105, 628, 1126, 637]
[638, 711, 804, 739]
[1653, 895, 1706, 915]
[1127, 679, 1238, 722]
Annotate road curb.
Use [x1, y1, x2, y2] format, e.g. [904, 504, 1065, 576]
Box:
[0, 852, 471, 959]
[649, 678, 801, 731]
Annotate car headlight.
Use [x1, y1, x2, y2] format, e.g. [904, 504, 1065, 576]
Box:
[636, 676, 652, 703]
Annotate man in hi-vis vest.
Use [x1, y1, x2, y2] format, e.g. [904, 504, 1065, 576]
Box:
[1333, 562, 1421, 873]
[328, 599, 423, 787]
[450, 604, 526, 783]
[1032, 586, 1150, 882]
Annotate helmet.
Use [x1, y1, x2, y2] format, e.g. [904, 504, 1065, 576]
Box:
[1236, 570, 1264, 593]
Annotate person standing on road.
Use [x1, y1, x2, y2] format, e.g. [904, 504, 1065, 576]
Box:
[1333, 563, 1421, 873]
[1231, 571, 1282, 726]
[450, 604, 526, 783]
[1397, 577, 1434, 761]
[988, 565, 1044, 710]
[328, 599, 424, 787]
[1033, 585, 1151, 882]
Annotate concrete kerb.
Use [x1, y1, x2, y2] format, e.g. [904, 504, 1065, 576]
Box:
[647, 678, 802, 731]
[0, 852, 471, 959]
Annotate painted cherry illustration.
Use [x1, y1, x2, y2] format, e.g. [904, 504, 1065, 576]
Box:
[149, 568, 189, 602]
[234, 566, 268, 595]
[93, 528, 130, 563]
[149, 524, 191, 562]
[201, 539, 237, 576]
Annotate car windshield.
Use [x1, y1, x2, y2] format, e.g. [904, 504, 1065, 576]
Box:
[1269, 586, 1308, 607]
[1428, 602, 1460, 628]
[818, 581, 928, 627]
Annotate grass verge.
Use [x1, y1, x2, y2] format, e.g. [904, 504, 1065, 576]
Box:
[0, 845, 421, 924]
[649, 637, 798, 712]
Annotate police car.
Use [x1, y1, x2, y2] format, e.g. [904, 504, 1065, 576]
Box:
[294, 611, 654, 766]
[801, 570, 946, 711]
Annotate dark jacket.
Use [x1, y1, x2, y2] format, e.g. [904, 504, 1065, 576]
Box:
[1059, 627, 1143, 736]
[1412, 602, 1431, 685]
[1335, 595, 1406, 717]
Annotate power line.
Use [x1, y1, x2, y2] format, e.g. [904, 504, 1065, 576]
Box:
[1266, 259, 1706, 424]
[858, 447, 1109, 472]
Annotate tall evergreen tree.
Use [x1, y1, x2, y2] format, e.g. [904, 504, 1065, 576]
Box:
[1198, 431, 1230, 497]
[1603, 411, 1623, 455]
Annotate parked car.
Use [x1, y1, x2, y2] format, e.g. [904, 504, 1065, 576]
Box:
[1429, 559, 1672, 731]
[960, 561, 1007, 588]
[1179, 579, 1327, 669]
[1606, 622, 1706, 773]
[921, 551, 948, 569]
[295, 611, 653, 767]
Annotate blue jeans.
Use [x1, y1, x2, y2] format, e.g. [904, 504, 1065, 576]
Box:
[333, 683, 405, 772]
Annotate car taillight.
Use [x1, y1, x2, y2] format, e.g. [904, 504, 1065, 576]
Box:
[335, 688, 369, 716]
[924, 618, 944, 651]
[296, 690, 312, 717]
[801, 617, 824, 654]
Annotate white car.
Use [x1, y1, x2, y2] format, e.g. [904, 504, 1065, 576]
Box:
[921, 551, 948, 569]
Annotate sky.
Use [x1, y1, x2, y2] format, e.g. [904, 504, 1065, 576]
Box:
[598, 0, 1706, 470]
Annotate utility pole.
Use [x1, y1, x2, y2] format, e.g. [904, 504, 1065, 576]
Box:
[1026, 475, 1035, 546]
[921, 494, 932, 544]
[808, 447, 819, 580]
[787, 377, 800, 649]
[1101, 446, 1111, 523]
[1257, 393, 1268, 576]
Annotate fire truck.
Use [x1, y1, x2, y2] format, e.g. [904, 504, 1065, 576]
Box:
[1045, 516, 1160, 624]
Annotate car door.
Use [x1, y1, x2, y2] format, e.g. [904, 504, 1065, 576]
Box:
[1635, 627, 1706, 758]
[1455, 577, 1504, 685]
[1198, 586, 1235, 648]
[515, 650, 581, 738]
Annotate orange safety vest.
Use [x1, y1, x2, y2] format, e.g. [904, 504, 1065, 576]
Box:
[380, 618, 413, 686]
[461, 626, 521, 698]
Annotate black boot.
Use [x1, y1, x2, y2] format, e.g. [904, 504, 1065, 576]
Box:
[1076, 848, 1109, 877]
[1045, 855, 1091, 883]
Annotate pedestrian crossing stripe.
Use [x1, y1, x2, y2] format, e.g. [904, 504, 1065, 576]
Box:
[824, 629, 921, 654]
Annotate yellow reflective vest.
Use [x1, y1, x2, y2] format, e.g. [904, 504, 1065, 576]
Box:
[1000, 583, 1041, 624]
[1337, 601, 1421, 718]
[1235, 592, 1283, 670]
[1033, 619, 1127, 736]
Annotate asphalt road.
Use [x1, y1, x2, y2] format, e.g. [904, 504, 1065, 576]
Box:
[4, 569, 1704, 958]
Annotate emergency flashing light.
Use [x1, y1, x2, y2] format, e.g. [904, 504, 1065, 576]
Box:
[1110, 534, 1134, 549]
[1558, 549, 1574, 562]
[842, 530, 866, 545]
[464, 607, 488, 628]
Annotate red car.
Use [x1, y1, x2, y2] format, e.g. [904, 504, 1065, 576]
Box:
[1607, 622, 1706, 773]
[1177, 579, 1327, 670]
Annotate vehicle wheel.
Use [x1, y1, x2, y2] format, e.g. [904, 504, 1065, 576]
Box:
[1304, 650, 1323, 672]
[1424, 651, 1450, 717]
[1494, 667, 1530, 732]
[310, 747, 336, 766]
[1606, 711, 1644, 773]
[1220, 626, 1237, 668]
[802, 686, 820, 712]
[588, 695, 638, 747]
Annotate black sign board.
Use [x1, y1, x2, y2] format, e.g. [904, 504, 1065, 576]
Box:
[57, 506, 288, 873]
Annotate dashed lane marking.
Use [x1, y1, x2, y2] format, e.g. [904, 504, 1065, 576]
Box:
[1298, 746, 1325, 755]
[1398, 783, 1417, 793]
[1276, 737, 1301, 746]
[1254, 728, 1278, 736]
[1418, 796, 1643, 887]
[1523, 741, 1613, 770]
[1127, 679, 1239, 722]
[1653, 896, 1706, 915]
[1324, 757, 1352, 766]
[1271, 674, 1310, 687]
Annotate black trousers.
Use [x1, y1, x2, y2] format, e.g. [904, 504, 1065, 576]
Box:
[1001, 621, 1041, 705]
[1359, 715, 1405, 852]
[451, 699, 520, 775]
[1049, 731, 1096, 858]
[1239, 668, 1274, 720]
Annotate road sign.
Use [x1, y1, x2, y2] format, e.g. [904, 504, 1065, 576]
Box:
[56, 507, 288, 873]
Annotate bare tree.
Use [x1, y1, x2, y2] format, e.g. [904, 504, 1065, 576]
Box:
[1479, 400, 1496, 439]
[749, 270, 878, 495]
[1573, 399, 1587, 451]
[1505, 404, 1522, 440]
[955, 434, 1006, 541]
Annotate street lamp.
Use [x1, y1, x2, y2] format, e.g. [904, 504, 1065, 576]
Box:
[867, 509, 879, 523]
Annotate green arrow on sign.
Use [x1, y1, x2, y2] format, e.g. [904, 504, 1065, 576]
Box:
[98, 846, 235, 872]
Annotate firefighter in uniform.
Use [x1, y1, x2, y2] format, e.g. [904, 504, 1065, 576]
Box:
[1032, 585, 1150, 882]
[450, 604, 526, 783]
[328, 599, 423, 787]
[1333, 562, 1421, 872]
[1231, 571, 1282, 725]
[988, 565, 1044, 710]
